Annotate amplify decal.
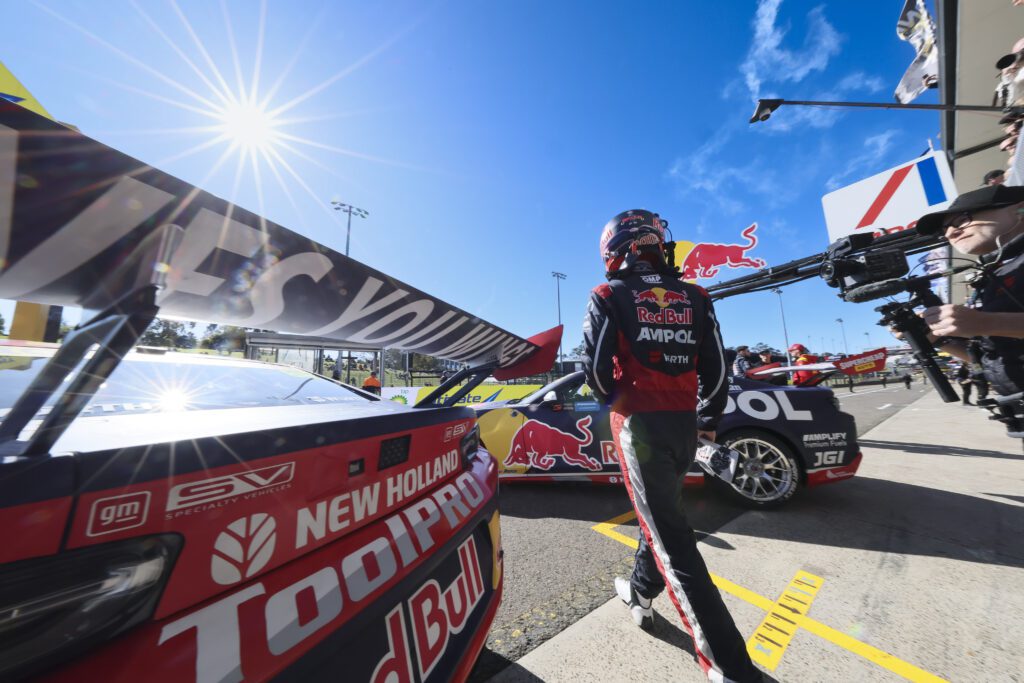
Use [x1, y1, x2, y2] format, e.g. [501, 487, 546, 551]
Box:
[676, 224, 767, 280]
[0, 108, 537, 369]
[503, 416, 600, 471]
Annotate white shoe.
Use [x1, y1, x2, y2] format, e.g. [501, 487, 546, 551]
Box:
[615, 576, 654, 630]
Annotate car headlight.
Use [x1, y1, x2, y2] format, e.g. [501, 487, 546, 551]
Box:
[0, 534, 181, 681]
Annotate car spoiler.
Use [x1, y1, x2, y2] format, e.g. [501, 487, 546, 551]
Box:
[748, 362, 837, 387]
[0, 102, 561, 454]
[0, 102, 556, 369]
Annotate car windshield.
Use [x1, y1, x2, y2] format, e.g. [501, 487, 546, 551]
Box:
[0, 349, 369, 421]
[518, 372, 591, 405]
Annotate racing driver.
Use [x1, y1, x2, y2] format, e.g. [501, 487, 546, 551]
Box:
[582, 209, 762, 682]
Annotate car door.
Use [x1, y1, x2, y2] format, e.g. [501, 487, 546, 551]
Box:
[511, 379, 619, 479]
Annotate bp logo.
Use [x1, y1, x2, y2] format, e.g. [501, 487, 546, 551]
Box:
[211, 513, 277, 585]
[390, 394, 408, 404]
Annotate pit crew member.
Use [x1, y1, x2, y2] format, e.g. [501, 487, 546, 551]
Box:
[582, 209, 762, 682]
[789, 343, 819, 385]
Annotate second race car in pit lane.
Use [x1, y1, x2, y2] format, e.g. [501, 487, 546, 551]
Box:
[474, 371, 861, 509]
[0, 100, 561, 683]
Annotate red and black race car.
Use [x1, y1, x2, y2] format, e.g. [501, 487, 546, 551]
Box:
[0, 101, 559, 682]
[475, 371, 861, 509]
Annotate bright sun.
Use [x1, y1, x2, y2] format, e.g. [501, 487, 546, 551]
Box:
[216, 100, 279, 153]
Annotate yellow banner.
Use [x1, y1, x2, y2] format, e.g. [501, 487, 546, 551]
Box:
[0, 61, 53, 119]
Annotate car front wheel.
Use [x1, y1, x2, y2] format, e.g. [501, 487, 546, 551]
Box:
[715, 429, 800, 509]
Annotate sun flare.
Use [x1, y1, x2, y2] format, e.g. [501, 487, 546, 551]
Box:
[215, 100, 280, 153]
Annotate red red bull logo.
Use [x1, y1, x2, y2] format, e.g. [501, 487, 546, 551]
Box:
[680, 224, 766, 280]
[503, 416, 600, 471]
[633, 287, 690, 308]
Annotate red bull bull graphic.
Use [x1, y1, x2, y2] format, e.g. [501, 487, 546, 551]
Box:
[633, 287, 691, 307]
[503, 416, 600, 471]
[679, 224, 766, 280]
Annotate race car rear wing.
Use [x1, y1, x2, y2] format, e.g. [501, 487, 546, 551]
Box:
[0, 101, 560, 453]
[0, 102, 552, 370]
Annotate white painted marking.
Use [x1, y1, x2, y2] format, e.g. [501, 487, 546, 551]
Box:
[835, 388, 892, 399]
[877, 403, 893, 410]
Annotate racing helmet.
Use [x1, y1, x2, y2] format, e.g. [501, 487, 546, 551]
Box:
[788, 343, 808, 355]
[600, 209, 668, 275]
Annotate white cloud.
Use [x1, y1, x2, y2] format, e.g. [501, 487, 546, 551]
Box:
[665, 123, 803, 215]
[836, 72, 885, 94]
[825, 129, 899, 190]
[741, 0, 842, 102]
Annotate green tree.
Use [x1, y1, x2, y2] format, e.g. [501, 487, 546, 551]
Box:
[140, 319, 197, 349]
[200, 325, 247, 352]
[568, 341, 586, 359]
[0, 311, 5, 336]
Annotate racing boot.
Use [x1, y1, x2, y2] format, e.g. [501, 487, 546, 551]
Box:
[615, 576, 654, 631]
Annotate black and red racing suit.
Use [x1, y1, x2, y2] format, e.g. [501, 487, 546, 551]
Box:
[582, 261, 760, 683]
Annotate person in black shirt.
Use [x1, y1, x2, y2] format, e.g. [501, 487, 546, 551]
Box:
[913, 185, 1024, 396]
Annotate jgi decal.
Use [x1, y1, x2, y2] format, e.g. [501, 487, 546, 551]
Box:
[724, 390, 812, 421]
[812, 451, 844, 467]
[638, 327, 696, 344]
[158, 471, 487, 683]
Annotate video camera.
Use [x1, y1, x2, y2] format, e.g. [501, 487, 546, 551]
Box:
[820, 233, 962, 403]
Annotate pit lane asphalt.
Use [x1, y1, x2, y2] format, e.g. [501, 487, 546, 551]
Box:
[469, 386, 930, 681]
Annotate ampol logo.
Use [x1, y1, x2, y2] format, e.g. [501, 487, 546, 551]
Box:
[211, 513, 278, 585]
[822, 151, 958, 242]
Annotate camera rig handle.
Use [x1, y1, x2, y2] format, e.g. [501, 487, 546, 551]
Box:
[875, 280, 960, 403]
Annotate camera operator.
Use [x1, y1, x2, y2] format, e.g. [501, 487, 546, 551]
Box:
[911, 185, 1024, 396]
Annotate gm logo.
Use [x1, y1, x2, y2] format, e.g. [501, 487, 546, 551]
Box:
[87, 491, 151, 537]
[167, 462, 295, 511]
[856, 156, 947, 230]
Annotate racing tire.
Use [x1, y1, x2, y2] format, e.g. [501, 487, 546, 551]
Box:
[711, 429, 801, 510]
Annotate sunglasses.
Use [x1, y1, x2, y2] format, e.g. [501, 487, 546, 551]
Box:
[942, 212, 973, 230]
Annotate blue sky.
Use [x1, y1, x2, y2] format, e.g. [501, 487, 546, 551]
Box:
[2, 0, 947, 356]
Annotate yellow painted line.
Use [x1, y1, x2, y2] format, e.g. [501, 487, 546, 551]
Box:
[591, 510, 638, 547]
[591, 511, 949, 683]
[747, 571, 824, 670]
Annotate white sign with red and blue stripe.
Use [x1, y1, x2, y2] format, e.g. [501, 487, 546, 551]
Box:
[821, 151, 958, 243]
